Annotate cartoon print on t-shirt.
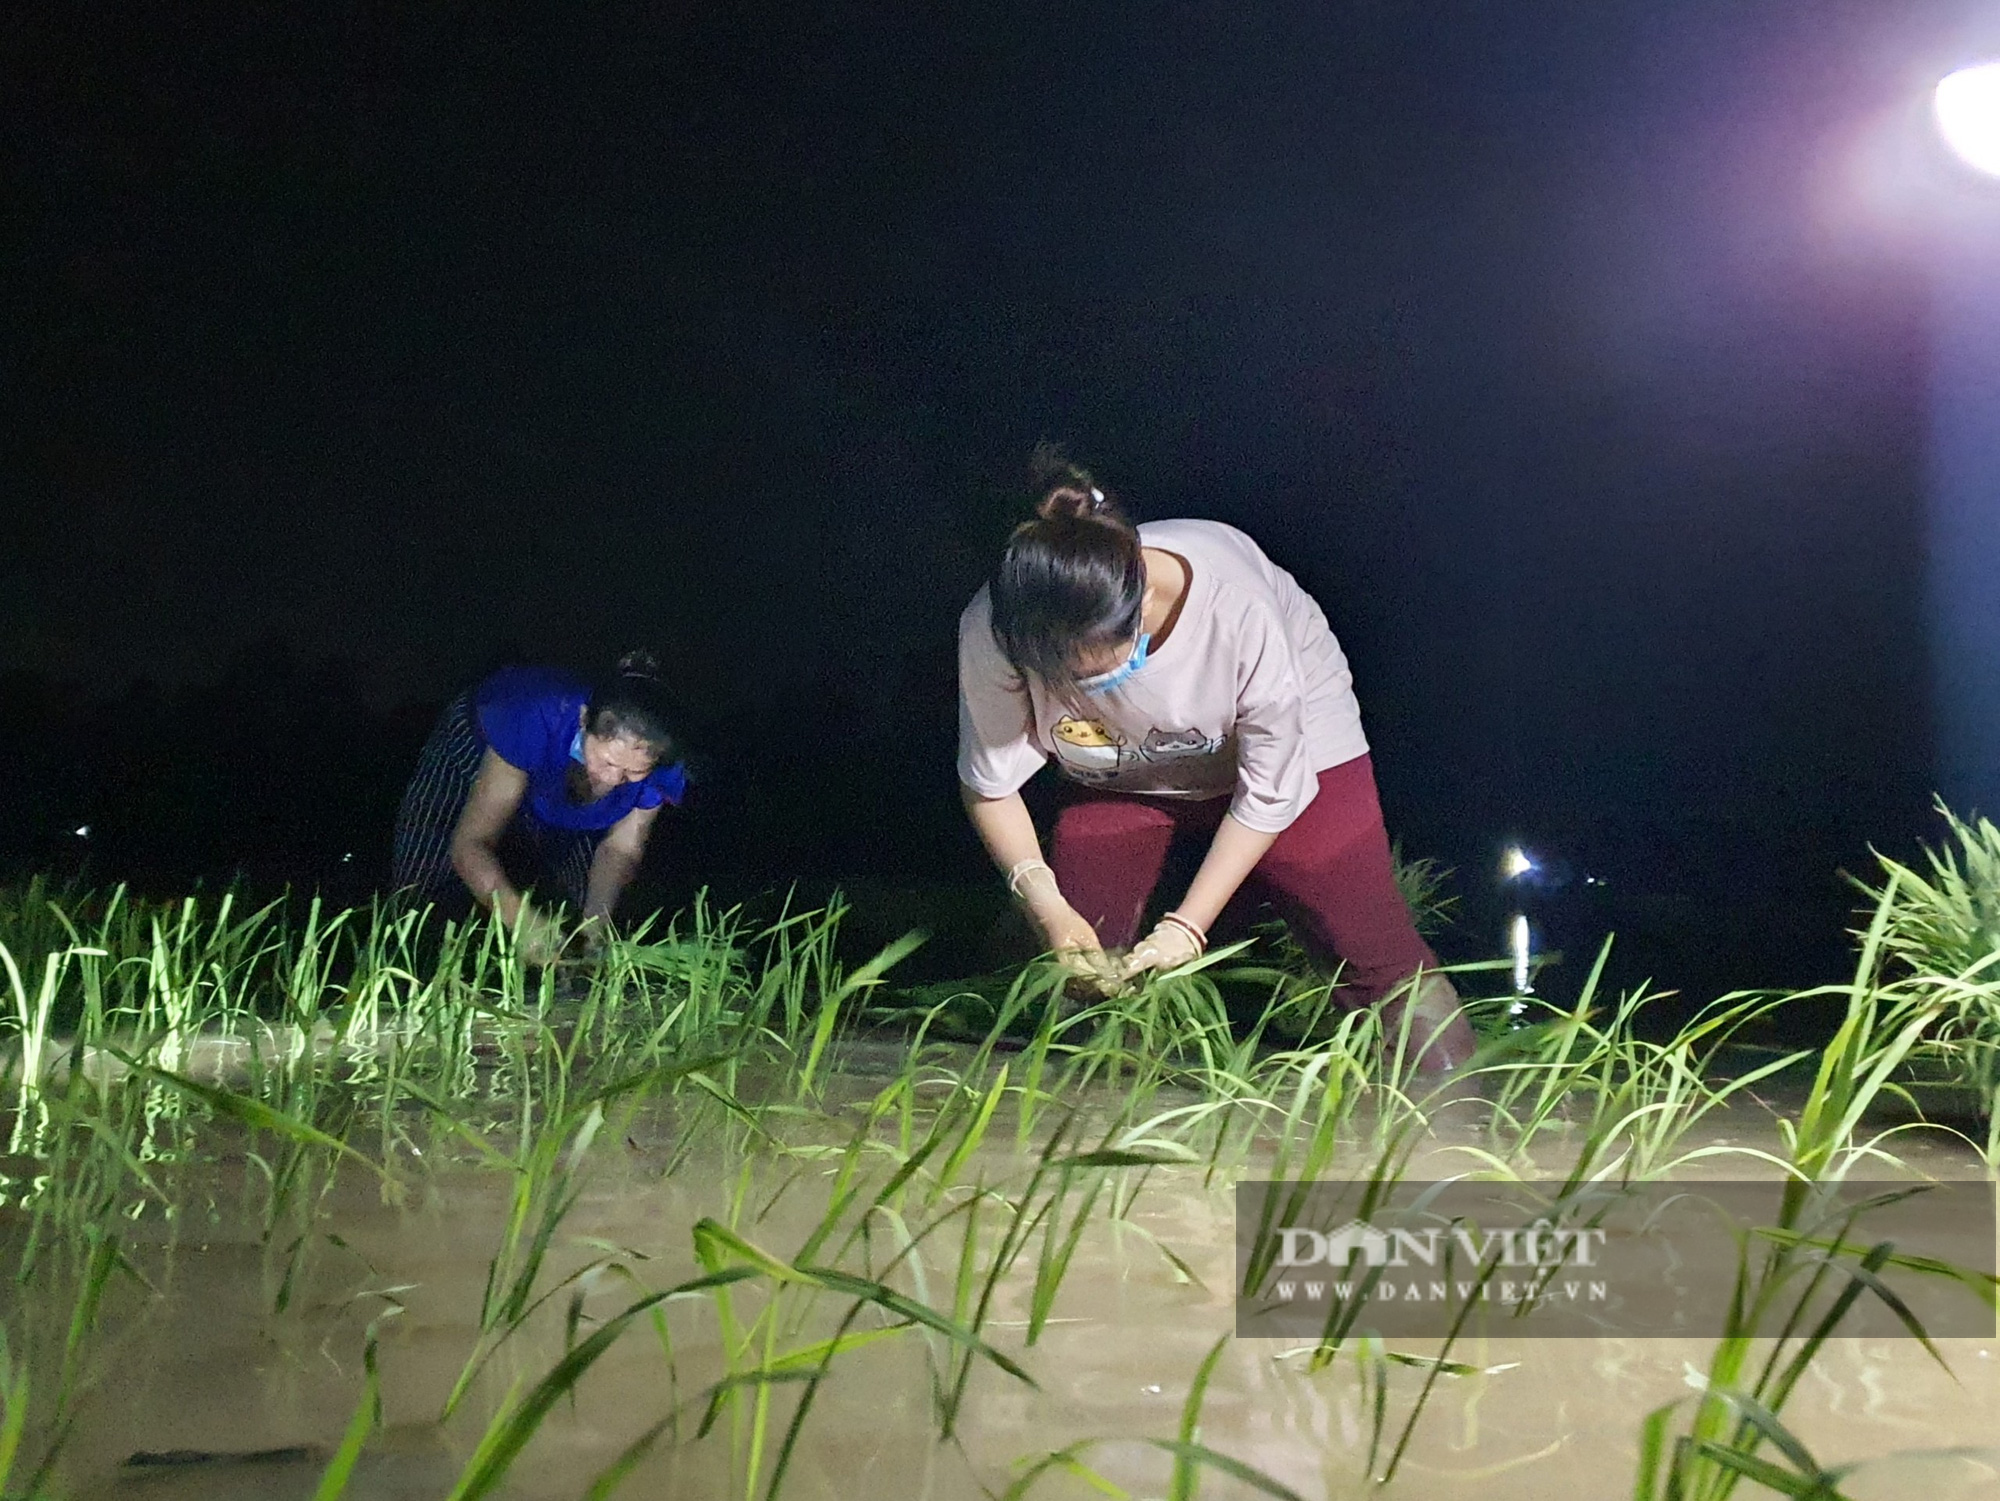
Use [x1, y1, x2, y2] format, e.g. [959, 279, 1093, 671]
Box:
[1141, 727, 1225, 761]
[1051, 716, 1133, 781]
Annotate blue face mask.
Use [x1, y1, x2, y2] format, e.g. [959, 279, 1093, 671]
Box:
[1080, 632, 1150, 695]
[569, 727, 587, 763]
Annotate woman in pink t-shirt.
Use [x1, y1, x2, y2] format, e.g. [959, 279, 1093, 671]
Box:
[957, 451, 1473, 1073]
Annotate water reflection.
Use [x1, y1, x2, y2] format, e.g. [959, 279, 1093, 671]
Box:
[44, 1080, 2000, 1501]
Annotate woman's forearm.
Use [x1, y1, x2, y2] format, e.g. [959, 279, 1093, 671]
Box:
[961, 783, 1107, 957]
[583, 844, 640, 921]
[1176, 815, 1278, 933]
[960, 784, 1045, 873]
[453, 837, 523, 924]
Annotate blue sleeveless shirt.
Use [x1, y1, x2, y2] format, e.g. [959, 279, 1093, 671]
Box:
[472, 666, 687, 832]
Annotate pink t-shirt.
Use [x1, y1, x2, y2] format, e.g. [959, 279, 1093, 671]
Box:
[956, 519, 1369, 834]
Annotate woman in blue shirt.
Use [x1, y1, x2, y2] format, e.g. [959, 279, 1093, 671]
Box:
[393, 652, 688, 957]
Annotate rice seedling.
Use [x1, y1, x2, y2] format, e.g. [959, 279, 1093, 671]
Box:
[1856, 799, 2000, 985]
[309, 1321, 384, 1501]
[0, 1326, 27, 1500]
[1847, 800, 2000, 1120]
[423, 1046, 738, 1421]
[1633, 1184, 1999, 1501]
[1001, 1333, 1307, 1500]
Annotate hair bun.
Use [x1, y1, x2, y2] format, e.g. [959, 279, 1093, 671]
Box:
[1028, 442, 1118, 523]
[1035, 485, 1102, 523]
[616, 648, 662, 680]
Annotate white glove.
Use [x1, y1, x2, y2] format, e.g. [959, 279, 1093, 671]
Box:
[1007, 859, 1120, 997]
[1118, 913, 1206, 981]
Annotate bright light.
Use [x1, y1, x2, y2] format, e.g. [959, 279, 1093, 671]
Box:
[72, 825, 90, 839]
[1936, 62, 2000, 178]
[1500, 845, 1534, 881]
[1509, 912, 1533, 994]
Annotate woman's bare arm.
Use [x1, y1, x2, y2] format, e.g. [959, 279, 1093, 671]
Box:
[959, 783, 1104, 955]
[959, 783, 1044, 872]
[1176, 814, 1279, 933]
[583, 803, 658, 921]
[450, 749, 531, 924]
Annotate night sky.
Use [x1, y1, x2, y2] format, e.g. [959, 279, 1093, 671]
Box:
[6, 0, 1992, 1001]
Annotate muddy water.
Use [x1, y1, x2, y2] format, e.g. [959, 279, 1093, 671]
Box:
[44, 1070, 2000, 1501]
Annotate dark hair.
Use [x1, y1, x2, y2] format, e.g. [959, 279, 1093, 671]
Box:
[988, 446, 1144, 705]
[585, 650, 682, 762]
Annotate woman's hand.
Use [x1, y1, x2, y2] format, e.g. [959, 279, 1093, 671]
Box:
[573, 914, 614, 961]
[1010, 860, 1121, 995]
[959, 788, 1120, 996]
[512, 902, 566, 968]
[1043, 906, 1123, 994]
[1119, 914, 1205, 982]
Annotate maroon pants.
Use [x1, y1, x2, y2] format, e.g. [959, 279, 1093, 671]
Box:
[1050, 755, 1438, 1014]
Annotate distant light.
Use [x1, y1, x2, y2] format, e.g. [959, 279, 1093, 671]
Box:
[1936, 62, 2000, 179]
[1500, 845, 1535, 881]
[1509, 912, 1533, 994]
[72, 825, 90, 839]
[341, 852, 353, 863]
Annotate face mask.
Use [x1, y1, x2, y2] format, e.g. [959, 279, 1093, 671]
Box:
[1079, 632, 1150, 695]
[569, 727, 586, 763]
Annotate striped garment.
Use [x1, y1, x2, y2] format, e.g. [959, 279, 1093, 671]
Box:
[391, 691, 597, 910]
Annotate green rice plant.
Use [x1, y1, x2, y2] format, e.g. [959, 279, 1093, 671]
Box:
[1633, 1183, 1999, 1501]
[745, 891, 849, 1046]
[1002, 1333, 1306, 1500]
[1475, 937, 1634, 1154]
[1619, 900, 2000, 1497]
[1361, 1173, 1632, 1483]
[117, 1053, 396, 1319]
[1443, 988, 1807, 1185]
[1850, 800, 2000, 1103]
[1, 944, 95, 1157]
[309, 1322, 383, 1501]
[1601, 1005, 1805, 1182]
[1856, 798, 2000, 982]
[736, 1087, 1189, 1455]
[7, 1216, 156, 1499]
[1241, 1104, 1646, 1485]
[230, 905, 377, 1286]
[0, 879, 87, 989]
[446, 1265, 762, 1501]
[11, 1077, 169, 1294]
[793, 929, 927, 1102]
[1040, 943, 1255, 1111]
[422, 1044, 734, 1421]
[0, 881, 156, 1045]
[912, 1119, 1189, 1436]
[1779, 878, 1954, 1197]
[0, 1325, 26, 1500]
[1243, 1007, 1381, 1186]
[1392, 842, 1460, 939]
[675, 1202, 1042, 1501]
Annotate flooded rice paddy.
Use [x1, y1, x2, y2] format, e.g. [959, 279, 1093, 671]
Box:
[32, 1071, 2000, 1501]
[4, 886, 1999, 1499]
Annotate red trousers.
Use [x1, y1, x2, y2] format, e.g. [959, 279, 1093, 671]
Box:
[1050, 754, 1439, 1014]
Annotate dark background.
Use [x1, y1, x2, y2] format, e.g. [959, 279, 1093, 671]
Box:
[4, 1, 1989, 1005]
